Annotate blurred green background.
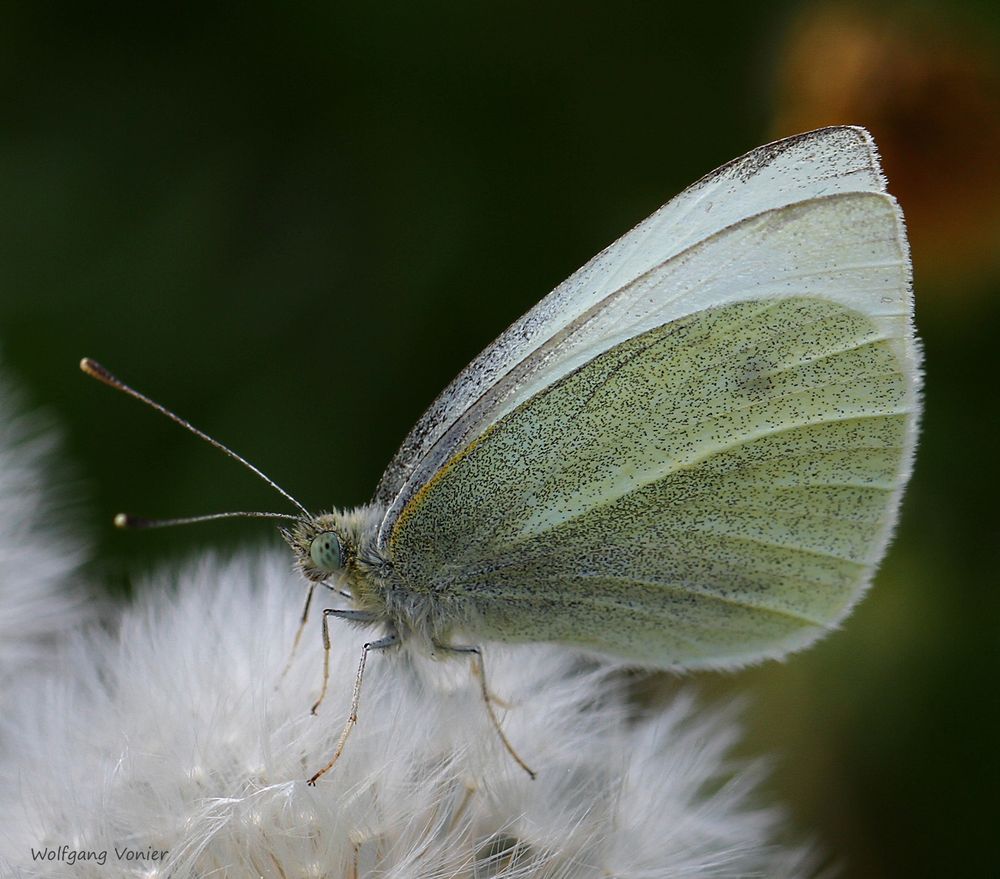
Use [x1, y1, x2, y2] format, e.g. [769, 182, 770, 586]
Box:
[1, 1, 997, 876]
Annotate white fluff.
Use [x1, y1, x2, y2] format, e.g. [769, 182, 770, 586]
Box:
[0, 370, 91, 691]
[0, 549, 813, 878]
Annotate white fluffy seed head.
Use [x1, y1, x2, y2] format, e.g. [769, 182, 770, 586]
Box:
[0, 549, 815, 878]
[0, 368, 93, 696]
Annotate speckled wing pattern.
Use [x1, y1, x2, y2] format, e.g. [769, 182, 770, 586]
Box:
[374, 126, 894, 548]
[378, 129, 919, 668]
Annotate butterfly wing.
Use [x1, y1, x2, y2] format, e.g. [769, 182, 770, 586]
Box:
[374, 127, 892, 546]
[385, 191, 918, 668]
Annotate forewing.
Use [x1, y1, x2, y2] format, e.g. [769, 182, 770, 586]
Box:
[387, 194, 918, 669]
[374, 127, 889, 538]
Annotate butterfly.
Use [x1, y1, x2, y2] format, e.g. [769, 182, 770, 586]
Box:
[83, 125, 921, 783]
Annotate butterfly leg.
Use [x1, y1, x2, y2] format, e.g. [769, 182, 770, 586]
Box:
[311, 608, 383, 714]
[281, 580, 355, 683]
[279, 582, 317, 682]
[432, 642, 536, 780]
[307, 631, 398, 785]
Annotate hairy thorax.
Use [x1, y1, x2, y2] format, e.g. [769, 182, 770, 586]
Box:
[282, 504, 476, 650]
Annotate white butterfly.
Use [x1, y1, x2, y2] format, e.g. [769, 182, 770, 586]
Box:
[84, 125, 921, 781]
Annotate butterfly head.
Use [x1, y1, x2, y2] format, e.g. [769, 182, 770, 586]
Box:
[282, 503, 386, 589]
[283, 513, 349, 582]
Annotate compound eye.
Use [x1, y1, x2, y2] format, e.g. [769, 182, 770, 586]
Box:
[309, 531, 343, 573]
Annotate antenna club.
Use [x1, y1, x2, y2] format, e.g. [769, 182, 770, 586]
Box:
[113, 513, 133, 529]
[80, 358, 118, 387]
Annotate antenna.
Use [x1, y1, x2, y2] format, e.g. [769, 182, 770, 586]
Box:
[80, 358, 312, 520]
[115, 511, 301, 529]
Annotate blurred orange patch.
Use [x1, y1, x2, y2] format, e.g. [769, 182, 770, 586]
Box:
[771, 4, 1000, 287]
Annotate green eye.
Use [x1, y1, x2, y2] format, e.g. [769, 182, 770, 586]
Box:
[309, 531, 343, 573]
